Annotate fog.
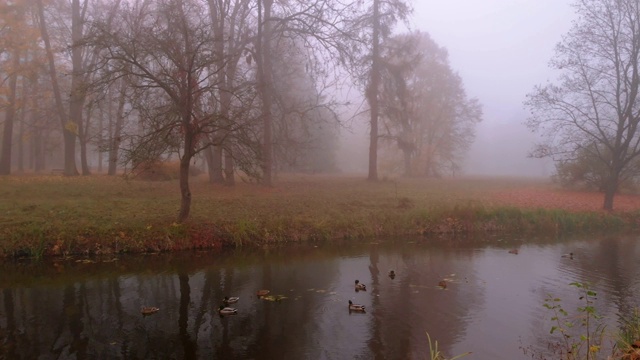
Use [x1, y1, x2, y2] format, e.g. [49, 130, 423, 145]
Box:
[338, 0, 575, 178]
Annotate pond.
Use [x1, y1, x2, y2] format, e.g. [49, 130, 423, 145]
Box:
[1, 235, 639, 359]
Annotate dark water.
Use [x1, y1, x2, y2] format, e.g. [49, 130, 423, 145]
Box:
[1, 235, 640, 359]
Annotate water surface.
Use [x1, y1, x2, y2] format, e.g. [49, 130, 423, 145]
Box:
[1, 235, 640, 359]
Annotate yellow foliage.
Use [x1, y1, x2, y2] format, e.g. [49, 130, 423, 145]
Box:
[65, 121, 79, 135]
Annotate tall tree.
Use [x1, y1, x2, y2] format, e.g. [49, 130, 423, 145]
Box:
[252, 0, 369, 182]
[106, 76, 128, 176]
[379, 31, 482, 177]
[256, 0, 274, 185]
[0, 1, 34, 175]
[36, 0, 79, 176]
[356, 0, 410, 181]
[206, 0, 252, 186]
[526, 0, 640, 210]
[367, 0, 381, 181]
[0, 16, 22, 175]
[70, 0, 90, 175]
[94, 0, 241, 222]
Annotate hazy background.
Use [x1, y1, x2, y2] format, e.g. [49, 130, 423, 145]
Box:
[338, 0, 575, 178]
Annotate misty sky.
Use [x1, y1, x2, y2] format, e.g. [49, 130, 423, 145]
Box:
[412, 0, 576, 177]
[338, 0, 576, 177]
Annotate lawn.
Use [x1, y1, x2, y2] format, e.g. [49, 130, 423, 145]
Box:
[0, 173, 636, 257]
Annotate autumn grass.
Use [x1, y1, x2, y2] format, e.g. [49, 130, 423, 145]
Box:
[0, 173, 636, 257]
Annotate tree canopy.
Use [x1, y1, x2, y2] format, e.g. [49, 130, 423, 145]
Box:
[379, 31, 482, 177]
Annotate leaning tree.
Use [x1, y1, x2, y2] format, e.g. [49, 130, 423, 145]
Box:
[526, 0, 640, 210]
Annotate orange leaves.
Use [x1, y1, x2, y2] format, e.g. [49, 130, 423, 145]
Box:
[488, 188, 640, 212]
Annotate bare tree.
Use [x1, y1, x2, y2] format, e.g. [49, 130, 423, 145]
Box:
[36, 0, 79, 176]
[526, 0, 640, 210]
[206, 0, 253, 186]
[251, 0, 372, 183]
[94, 0, 249, 222]
[256, 0, 275, 185]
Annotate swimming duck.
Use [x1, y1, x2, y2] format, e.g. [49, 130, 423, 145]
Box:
[561, 252, 574, 259]
[348, 300, 366, 312]
[256, 290, 270, 297]
[355, 280, 366, 291]
[388, 270, 396, 279]
[141, 306, 160, 315]
[438, 280, 447, 289]
[223, 296, 239, 304]
[218, 305, 238, 315]
[508, 249, 519, 255]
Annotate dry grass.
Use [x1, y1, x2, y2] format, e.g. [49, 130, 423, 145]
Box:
[0, 173, 635, 257]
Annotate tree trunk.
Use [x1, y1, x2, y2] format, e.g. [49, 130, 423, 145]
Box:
[603, 172, 619, 210]
[71, 0, 88, 175]
[204, 144, 224, 183]
[367, 0, 380, 181]
[402, 148, 411, 177]
[0, 49, 20, 175]
[177, 63, 195, 222]
[37, 0, 78, 176]
[208, 0, 234, 186]
[34, 129, 44, 172]
[177, 148, 193, 223]
[98, 105, 103, 173]
[32, 78, 44, 173]
[108, 80, 127, 175]
[258, 0, 274, 186]
[17, 90, 26, 173]
[78, 102, 91, 175]
[224, 149, 235, 185]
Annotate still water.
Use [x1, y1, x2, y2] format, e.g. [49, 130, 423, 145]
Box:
[1, 235, 640, 359]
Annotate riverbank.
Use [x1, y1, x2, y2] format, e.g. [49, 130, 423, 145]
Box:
[1, 174, 638, 258]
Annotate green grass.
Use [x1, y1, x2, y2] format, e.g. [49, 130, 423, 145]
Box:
[0, 174, 634, 257]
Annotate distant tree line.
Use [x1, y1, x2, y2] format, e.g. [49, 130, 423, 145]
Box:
[0, 0, 482, 221]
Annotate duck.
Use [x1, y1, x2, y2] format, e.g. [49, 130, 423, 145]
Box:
[508, 249, 519, 255]
[438, 280, 447, 289]
[561, 252, 574, 259]
[256, 290, 270, 297]
[218, 305, 238, 315]
[348, 300, 366, 312]
[141, 306, 160, 315]
[223, 296, 239, 305]
[355, 280, 367, 291]
[388, 270, 396, 279]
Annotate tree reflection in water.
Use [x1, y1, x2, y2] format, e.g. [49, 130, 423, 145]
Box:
[1, 236, 640, 359]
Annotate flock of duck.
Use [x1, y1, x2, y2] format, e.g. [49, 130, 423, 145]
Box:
[215, 280, 372, 316]
[509, 248, 575, 260]
[139, 250, 574, 317]
[139, 270, 425, 317]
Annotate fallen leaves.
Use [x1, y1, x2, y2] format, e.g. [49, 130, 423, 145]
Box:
[487, 188, 640, 212]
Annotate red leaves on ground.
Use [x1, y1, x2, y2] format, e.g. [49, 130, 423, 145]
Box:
[487, 188, 640, 212]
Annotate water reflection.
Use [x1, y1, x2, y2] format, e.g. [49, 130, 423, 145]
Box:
[1, 236, 640, 359]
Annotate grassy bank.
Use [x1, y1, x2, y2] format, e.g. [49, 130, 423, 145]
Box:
[0, 174, 636, 258]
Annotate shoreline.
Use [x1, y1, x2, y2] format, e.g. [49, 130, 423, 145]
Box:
[1, 174, 637, 258]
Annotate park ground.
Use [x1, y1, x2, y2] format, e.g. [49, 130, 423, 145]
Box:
[1, 174, 639, 258]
